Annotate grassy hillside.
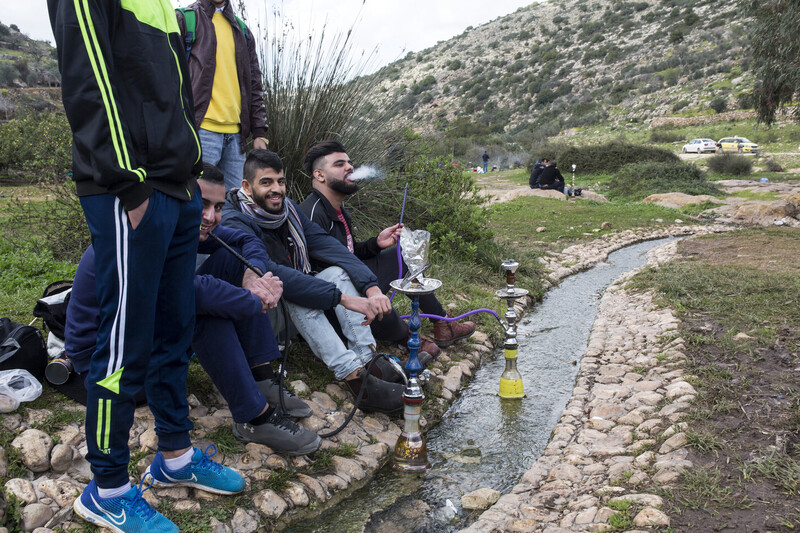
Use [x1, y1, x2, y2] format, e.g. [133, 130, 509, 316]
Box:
[365, 0, 754, 155]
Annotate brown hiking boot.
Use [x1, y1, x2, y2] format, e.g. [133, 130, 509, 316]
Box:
[419, 335, 442, 358]
[433, 319, 476, 347]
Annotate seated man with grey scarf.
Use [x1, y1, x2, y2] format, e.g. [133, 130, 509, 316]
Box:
[221, 149, 405, 414]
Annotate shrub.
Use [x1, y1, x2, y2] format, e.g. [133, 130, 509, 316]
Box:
[765, 159, 783, 172]
[649, 128, 683, 143]
[707, 154, 752, 176]
[537, 141, 680, 174]
[5, 179, 90, 262]
[258, 8, 403, 198]
[348, 151, 491, 261]
[710, 97, 728, 114]
[608, 161, 721, 201]
[0, 111, 73, 181]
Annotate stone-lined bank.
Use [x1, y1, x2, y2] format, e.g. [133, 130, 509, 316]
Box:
[0, 223, 732, 532]
[458, 228, 732, 533]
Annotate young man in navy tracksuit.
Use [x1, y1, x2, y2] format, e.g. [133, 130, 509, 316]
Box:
[49, 0, 243, 529]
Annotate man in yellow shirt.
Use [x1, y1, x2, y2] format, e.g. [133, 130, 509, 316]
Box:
[177, 0, 268, 191]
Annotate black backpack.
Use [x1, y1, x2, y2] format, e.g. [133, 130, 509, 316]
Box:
[0, 317, 47, 381]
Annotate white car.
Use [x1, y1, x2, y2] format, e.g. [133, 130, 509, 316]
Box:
[682, 138, 717, 153]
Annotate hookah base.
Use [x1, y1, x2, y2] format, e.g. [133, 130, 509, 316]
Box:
[498, 377, 525, 399]
[392, 432, 431, 473]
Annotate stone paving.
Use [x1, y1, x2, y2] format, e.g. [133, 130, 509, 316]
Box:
[1, 222, 734, 532]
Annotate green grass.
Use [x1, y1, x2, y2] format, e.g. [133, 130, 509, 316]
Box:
[0, 236, 78, 324]
[744, 449, 800, 495]
[606, 499, 636, 531]
[488, 196, 687, 252]
[203, 425, 246, 456]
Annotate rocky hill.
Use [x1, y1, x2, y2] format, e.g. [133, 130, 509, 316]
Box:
[0, 21, 59, 89]
[365, 0, 751, 140]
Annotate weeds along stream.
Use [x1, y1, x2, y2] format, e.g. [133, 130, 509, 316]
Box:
[286, 237, 676, 533]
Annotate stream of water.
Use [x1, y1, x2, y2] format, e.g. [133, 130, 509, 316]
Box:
[287, 237, 674, 533]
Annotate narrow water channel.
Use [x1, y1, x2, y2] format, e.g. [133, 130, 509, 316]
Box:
[288, 237, 675, 533]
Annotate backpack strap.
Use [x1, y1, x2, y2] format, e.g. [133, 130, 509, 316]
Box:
[177, 7, 197, 61]
[177, 7, 249, 61]
[233, 15, 249, 39]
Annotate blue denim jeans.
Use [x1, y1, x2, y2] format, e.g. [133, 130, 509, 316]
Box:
[269, 266, 375, 380]
[198, 129, 246, 191]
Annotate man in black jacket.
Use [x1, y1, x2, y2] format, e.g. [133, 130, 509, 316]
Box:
[221, 149, 405, 414]
[299, 141, 476, 352]
[529, 158, 548, 188]
[538, 160, 566, 193]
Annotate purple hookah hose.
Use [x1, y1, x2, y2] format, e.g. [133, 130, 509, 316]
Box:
[388, 182, 409, 302]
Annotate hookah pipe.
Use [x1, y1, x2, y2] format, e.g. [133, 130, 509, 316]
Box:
[388, 182, 504, 326]
[207, 231, 380, 438]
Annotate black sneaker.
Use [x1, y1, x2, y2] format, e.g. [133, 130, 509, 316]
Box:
[233, 411, 321, 456]
[345, 370, 404, 414]
[257, 378, 312, 418]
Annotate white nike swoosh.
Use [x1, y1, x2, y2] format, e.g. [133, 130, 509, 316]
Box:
[91, 494, 126, 526]
[160, 467, 197, 484]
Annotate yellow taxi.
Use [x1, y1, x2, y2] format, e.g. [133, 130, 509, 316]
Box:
[716, 136, 759, 154]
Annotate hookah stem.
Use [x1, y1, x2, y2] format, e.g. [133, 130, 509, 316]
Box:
[207, 231, 264, 277]
[390, 182, 410, 302]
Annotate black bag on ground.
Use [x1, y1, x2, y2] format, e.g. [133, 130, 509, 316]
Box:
[0, 317, 47, 381]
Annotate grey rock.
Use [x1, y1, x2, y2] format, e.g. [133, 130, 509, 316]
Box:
[5, 478, 37, 503]
[633, 507, 670, 527]
[462, 487, 501, 510]
[22, 503, 53, 531]
[36, 479, 79, 508]
[12, 429, 53, 473]
[49, 444, 74, 472]
[231, 508, 258, 533]
[254, 489, 287, 518]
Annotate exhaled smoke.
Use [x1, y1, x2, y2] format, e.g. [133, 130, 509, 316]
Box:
[350, 165, 384, 182]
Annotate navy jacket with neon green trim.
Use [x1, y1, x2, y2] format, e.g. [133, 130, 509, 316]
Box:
[48, 0, 202, 210]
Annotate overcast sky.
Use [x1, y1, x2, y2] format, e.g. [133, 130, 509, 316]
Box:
[3, 0, 533, 72]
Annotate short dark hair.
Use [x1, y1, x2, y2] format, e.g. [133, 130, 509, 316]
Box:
[303, 140, 347, 175]
[199, 162, 225, 186]
[244, 149, 284, 184]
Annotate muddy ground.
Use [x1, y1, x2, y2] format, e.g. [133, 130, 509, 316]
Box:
[650, 230, 800, 532]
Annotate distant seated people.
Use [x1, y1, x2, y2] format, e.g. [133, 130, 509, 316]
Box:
[529, 158, 548, 188]
[65, 164, 320, 456]
[221, 149, 406, 415]
[538, 160, 565, 193]
[299, 141, 476, 354]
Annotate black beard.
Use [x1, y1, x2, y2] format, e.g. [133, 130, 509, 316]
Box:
[329, 179, 359, 196]
[255, 194, 285, 215]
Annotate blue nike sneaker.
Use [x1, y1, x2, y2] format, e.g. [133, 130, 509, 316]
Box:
[145, 444, 245, 495]
[73, 477, 177, 533]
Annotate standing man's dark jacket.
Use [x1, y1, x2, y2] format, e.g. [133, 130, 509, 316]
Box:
[299, 189, 381, 267]
[49, 0, 201, 210]
[176, 0, 267, 153]
[221, 190, 379, 310]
